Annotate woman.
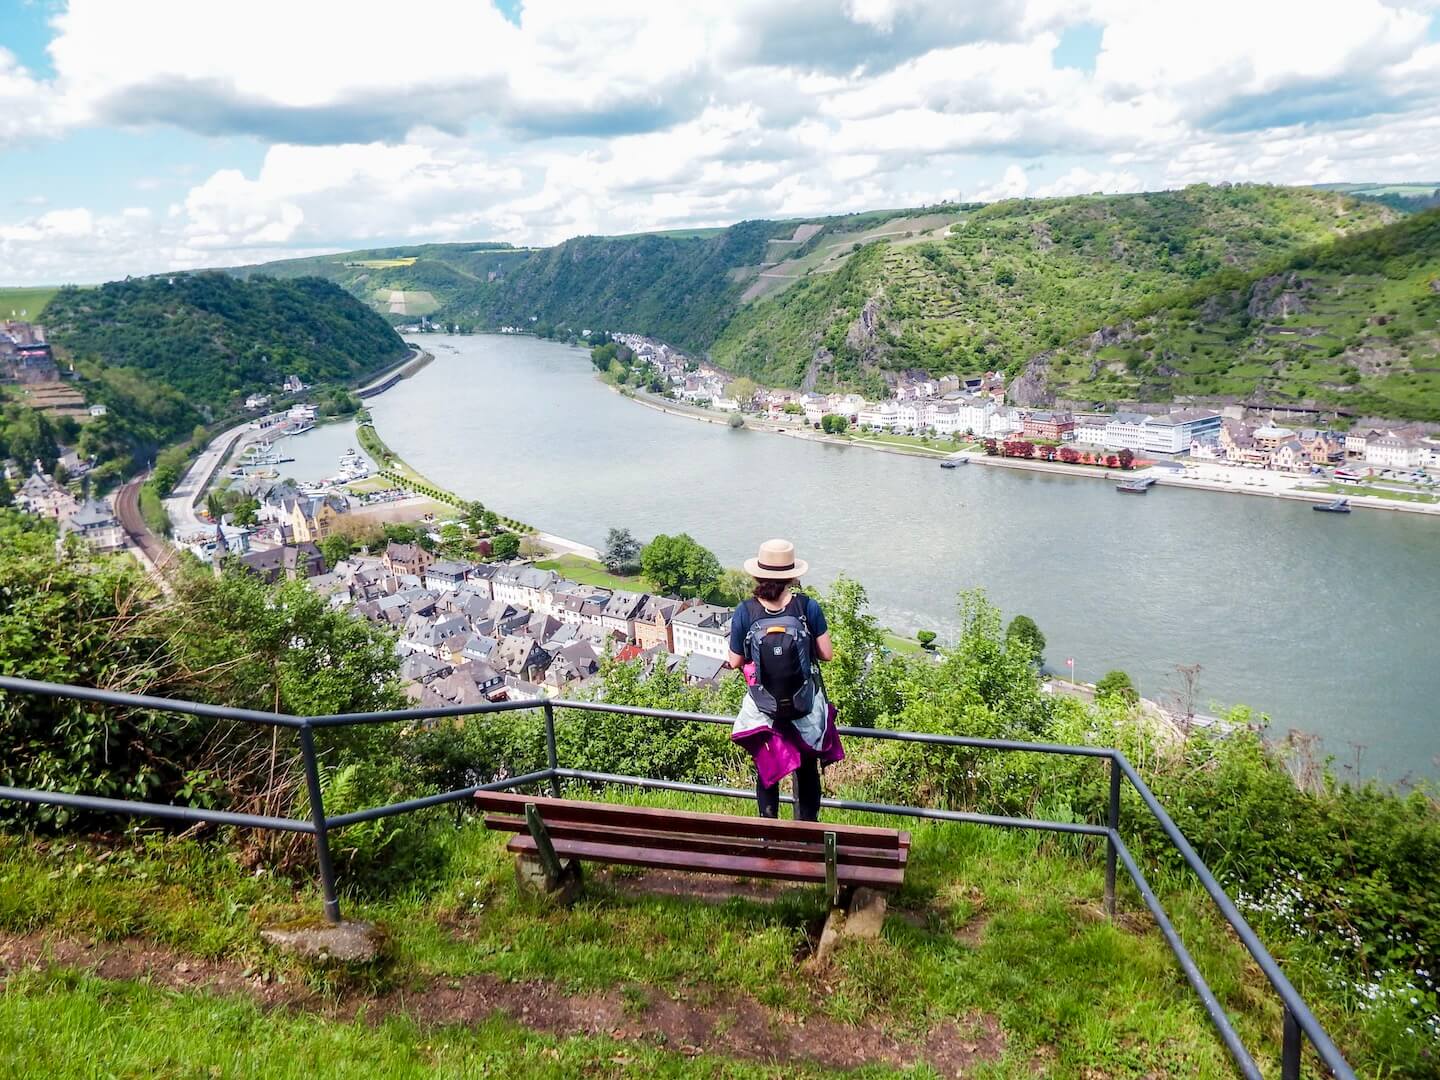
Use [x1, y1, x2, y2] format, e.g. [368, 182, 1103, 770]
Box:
[727, 539, 840, 821]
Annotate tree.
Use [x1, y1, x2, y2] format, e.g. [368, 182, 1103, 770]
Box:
[230, 498, 259, 527]
[820, 576, 904, 728]
[603, 527, 642, 575]
[488, 532, 520, 560]
[727, 377, 757, 405]
[319, 533, 354, 568]
[640, 533, 722, 598]
[916, 630, 938, 651]
[1095, 669, 1139, 704]
[438, 523, 470, 560]
[205, 492, 224, 522]
[479, 509, 500, 534]
[1058, 446, 1081, 464]
[1117, 448, 1135, 470]
[1005, 614, 1046, 665]
[821, 414, 849, 434]
[728, 411, 745, 429]
[713, 567, 754, 606]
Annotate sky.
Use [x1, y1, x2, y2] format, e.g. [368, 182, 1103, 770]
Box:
[2, 0, 1439, 285]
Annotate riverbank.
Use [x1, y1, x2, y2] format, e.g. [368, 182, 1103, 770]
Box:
[608, 380, 1440, 517]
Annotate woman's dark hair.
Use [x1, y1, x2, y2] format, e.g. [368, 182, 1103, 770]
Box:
[752, 578, 794, 603]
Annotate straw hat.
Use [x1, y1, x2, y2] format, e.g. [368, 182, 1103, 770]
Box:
[743, 538, 809, 580]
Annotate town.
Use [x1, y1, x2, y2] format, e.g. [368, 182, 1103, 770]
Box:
[610, 332, 1440, 481]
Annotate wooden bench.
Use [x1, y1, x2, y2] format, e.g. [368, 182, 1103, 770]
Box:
[474, 791, 910, 905]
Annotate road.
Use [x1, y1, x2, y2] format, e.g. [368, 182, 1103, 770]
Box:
[163, 420, 254, 542]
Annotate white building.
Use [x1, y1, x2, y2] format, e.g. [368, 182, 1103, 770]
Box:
[952, 396, 997, 437]
[858, 400, 899, 429]
[58, 498, 126, 554]
[1074, 415, 1111, 445]
[245, 393, 271, 411]
[1365, 436, 1424, 469]
[672, 604, 733, 659]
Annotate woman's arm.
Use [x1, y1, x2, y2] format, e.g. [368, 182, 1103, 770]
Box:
[727, 650, 746, 669]
[814, 632, 834, 662]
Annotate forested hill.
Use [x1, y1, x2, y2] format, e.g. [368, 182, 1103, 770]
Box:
[1016, 207, 1440, 421]
[448, 223, 776, 352]
[45, 273, 407, 412]
[708, 186, 1396, 395]
[242, 185, 1390, 373]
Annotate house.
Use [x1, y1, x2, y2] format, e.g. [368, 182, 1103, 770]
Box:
[1021, 411, 1076, 441]
[384, 541, 432, 578]
[544, 641, 601, 688]
[87, 404, 107, 418]
[245, 393, 271, 411]
[408, 614, 470, 658]
[1271, 440, 1308, 473]
[600, 590, 647, 641]
[433, 661, 505, 705]
[494, 634, 551, 682]
[424, 560, 473, 593]
[235, 543, 325, 583]
[634, 595, 690, 652]
[401, 653, 452, 684]
[499, 675, 546, 702]
[283, 375, 306, 393]
[13, 469, 78, 519]
[58, 498, 126, 554]
[287, 493, 348, 543]
[1252, 421, 1297, 453]
[684, 653, 729, 686]
[672, 604, 733, 659]
[1074, 414, 1111, 445]
[1345, 429, 1386, 459]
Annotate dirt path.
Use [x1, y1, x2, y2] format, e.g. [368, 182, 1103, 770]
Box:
[0, 931, 1007, 1075]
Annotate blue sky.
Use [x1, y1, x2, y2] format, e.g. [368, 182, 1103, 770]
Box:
[2, 0, 1439, 284]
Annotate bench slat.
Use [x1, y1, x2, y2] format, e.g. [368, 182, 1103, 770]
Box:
[484, 814, 908, 870]
[507, 834, 906, 890]
[474, 791, 909, 850]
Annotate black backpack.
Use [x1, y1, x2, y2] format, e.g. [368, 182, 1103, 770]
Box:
[743, 596, 815, 721]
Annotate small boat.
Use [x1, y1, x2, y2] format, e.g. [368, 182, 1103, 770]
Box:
[939, 460, 960, 470]
[1116, 477, 1156, 494]
[1313, 498, 1351, 514]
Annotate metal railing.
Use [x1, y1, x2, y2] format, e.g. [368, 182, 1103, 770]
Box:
[0, 674, 1349, 1079]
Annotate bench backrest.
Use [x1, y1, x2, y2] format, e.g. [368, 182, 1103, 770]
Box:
[473, 790, 910, 855]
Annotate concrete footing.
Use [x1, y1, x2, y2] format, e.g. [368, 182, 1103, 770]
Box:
[260, 920, 381, 964]
[810, 886, 889, 966]
[515, 854, 584, 904]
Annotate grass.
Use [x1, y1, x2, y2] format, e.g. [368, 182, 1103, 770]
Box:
[1, 969, 762, 1079]
[0, 285, 60, 319]
[848, 433, 956, 456]
[535, 554, 645, 591]
[1308, 481, 1440, 504]
[0, 789, 1328, 1078]
[137, 482, 171, 536]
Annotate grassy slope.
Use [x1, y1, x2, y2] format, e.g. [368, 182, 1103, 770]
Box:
[712, 186, 1397, 394]
[0, 789, 1342, 1079]
[1038, 207, 1440, 419]
[0, 286, 60, 320]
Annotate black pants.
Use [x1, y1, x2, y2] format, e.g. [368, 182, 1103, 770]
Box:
[757, 755, 821, 821]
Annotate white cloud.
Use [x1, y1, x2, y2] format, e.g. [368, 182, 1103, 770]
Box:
[1, 0, 1438, 281]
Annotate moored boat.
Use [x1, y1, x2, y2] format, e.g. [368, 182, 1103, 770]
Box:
[1313, 498, 1351, 514]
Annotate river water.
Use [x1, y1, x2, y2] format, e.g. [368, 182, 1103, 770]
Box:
[289, 334, 1440, 781]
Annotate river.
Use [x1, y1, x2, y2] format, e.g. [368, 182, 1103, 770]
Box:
[288, 334, 1440, 781]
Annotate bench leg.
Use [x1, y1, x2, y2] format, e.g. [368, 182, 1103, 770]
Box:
[515, 802, 583, 903]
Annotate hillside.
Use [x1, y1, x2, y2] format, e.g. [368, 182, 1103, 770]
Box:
[231, 184, 1440, 415]
[710, 186, 1396, 396]
[1022, 208, 1440, 420]
[44, 273, 407, 415]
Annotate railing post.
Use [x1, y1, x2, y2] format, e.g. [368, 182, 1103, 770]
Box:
[299, 723, 342, 924]
[543, 700, 561, 798]
[1105, 753, 1121, 918]
[1282, 1005, 1302, 1080]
